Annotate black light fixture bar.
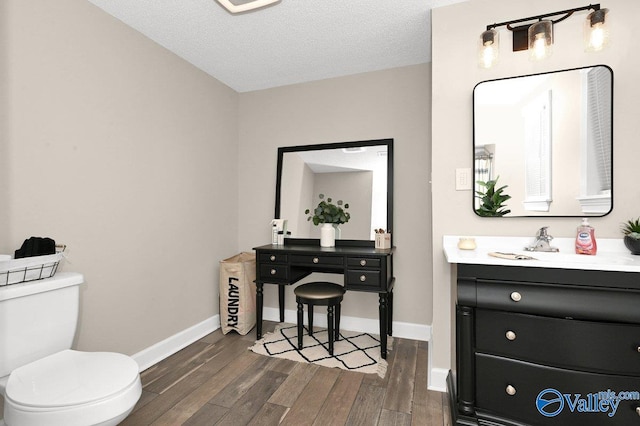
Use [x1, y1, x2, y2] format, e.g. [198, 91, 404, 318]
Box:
[486, 4, 601, 51]
[486, 4, 601, 31]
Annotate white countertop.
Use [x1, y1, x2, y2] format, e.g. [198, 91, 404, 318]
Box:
[443, 235, 640, 273]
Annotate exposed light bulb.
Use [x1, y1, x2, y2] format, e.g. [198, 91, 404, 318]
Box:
[481, 45, 497, 68]
[532, 33, 547, 59]
[585, 9, 610, 52]
[528, 21, 552, 61]
[478, 29, 499, 68]
[590, 25, 605, 49]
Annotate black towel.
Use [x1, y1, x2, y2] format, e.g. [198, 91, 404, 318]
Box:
[14, 237, 56, 259]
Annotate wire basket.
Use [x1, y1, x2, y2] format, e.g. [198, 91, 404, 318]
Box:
[0, 246, 66, 287]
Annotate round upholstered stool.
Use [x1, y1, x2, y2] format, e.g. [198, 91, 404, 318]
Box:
[294, 282, 345, 356]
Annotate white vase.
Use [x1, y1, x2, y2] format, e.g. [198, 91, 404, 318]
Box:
[332, 224, 341, 240]
[320, 223, 335, 247]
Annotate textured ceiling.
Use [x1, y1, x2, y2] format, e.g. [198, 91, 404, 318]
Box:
[87, 0, 466, 92]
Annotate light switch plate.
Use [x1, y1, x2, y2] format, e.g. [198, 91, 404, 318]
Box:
[455, 168, 472, 191]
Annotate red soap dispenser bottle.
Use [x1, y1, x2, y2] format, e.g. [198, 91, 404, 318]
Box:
[575, 218, 597, 255]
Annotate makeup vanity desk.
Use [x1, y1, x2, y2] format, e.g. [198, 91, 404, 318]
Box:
[253, 242, 395, 358]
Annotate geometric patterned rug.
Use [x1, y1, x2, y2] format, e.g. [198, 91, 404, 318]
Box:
[249, 323, 391, 378]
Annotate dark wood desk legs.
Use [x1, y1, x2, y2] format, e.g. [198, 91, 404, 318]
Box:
[278, 285, 285, 322]
[388, 289, 393, 336]
[379, 293, 388, 359]
[256, 282, 264, 339]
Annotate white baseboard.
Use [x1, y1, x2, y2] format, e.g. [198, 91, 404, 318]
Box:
[262, 307, 431, 341]
[427, 338, 449, 392]
[131, 311, 434, 378]
[429, 367, 449, 392]
[131, 315, 220, 372]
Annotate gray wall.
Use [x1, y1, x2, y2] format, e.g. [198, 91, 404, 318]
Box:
[3, 0, 239, 355]
[238, 65, 433, 327]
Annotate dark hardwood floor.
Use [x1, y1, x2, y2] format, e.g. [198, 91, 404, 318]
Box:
[0, 321, 450, 425]
[120, 321, 450, 426]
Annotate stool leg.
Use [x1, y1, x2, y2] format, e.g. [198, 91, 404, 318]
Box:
[335, 303, 341, 341]
[297, 301, 303, 350]
[308, 305, 314, 336]
[327, 305, 334, 356]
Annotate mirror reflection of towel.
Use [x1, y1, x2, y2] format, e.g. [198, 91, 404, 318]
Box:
[14, 237, 56, 259]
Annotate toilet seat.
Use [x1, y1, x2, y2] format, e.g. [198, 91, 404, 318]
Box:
[4, 350, 141, 426]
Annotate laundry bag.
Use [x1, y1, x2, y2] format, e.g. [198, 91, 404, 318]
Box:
[219, 252, 257, 335]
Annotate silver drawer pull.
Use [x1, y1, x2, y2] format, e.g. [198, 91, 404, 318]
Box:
[270, 255, 276, 261]
[313, 257, 319, 264]
[506, 331, 517, 341]
[636, 406, 640, 416]
[510, 292, 522, 302]
[637, 346, 640, 353]
[360, 259, 367, 266]
[360, 275, 366, 282]
[506, 385, 516, 396]
[270, 269, 277, 275]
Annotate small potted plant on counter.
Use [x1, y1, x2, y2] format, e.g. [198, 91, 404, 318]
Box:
[621, 217, 640, 255]
[305, 194, 350, 247]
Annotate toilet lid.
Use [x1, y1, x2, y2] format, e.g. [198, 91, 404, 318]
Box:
[6, 350, 139, 409]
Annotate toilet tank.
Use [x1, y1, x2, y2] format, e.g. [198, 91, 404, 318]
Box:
[0, 272, 84, 377]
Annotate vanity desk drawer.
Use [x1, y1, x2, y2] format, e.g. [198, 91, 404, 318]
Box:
[259, 264, 290, 282]
[346, 269, 382, 289]
[476, 309, 640, 376]
[347, 257, 381, 269]
[259, 253, 288, 264]
[290, 254, 344, 268]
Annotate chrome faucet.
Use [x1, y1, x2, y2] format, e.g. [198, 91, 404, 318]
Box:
[525, 227, 559, 252]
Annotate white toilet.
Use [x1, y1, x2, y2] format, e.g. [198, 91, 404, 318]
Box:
[0, 272, 142, 426]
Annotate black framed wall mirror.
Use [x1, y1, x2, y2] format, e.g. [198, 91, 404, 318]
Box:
[275, 139, 393, 246]
[473, 65, 613, 217]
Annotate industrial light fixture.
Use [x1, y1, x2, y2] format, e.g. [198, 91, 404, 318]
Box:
[479, 4, 609, 68]
[585, 8, 610, 51]
[216, 0, 280, 14]
[528, 20, 553, 61]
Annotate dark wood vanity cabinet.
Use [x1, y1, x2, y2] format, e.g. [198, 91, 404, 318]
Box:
[450, 264, 640, 426]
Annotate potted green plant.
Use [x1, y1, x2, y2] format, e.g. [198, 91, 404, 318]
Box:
[305, 194, 350, 225]
[305, 194, 350, 247]
[621, 217, 640, 255]
[475, 176, 511, 217]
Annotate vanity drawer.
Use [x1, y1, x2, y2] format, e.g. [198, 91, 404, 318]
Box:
[259, 253, 288, 264]
[473, 280, 640, 323]
[475, 354, 640, 426]
[259, 264, 289, 281]
[347, 257, 381, 269]
[476, 309, 640, 376]
[346, 270, 382, 289]
[290, 255, 343, 268]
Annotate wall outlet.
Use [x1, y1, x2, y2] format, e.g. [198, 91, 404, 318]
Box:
[455, 168, 472, 191]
